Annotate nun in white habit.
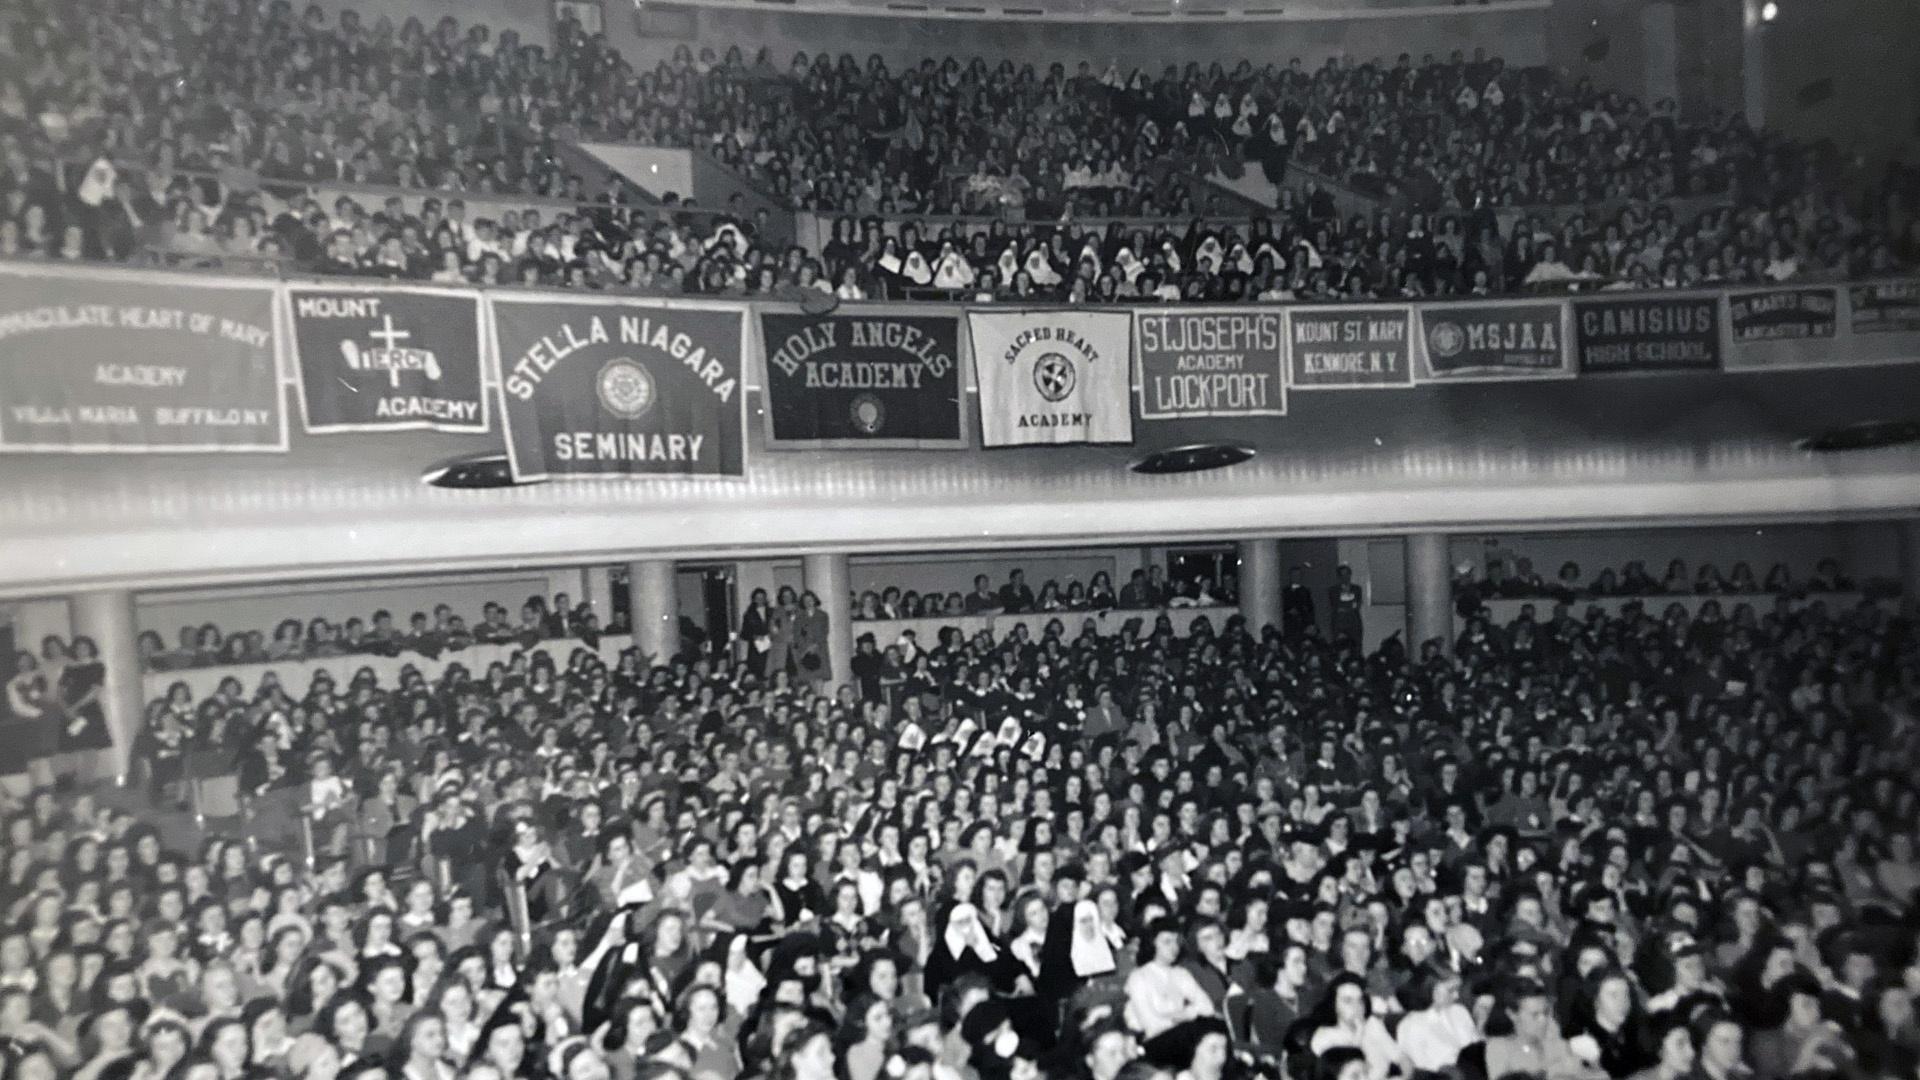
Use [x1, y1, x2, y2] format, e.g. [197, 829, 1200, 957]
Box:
[924, 901, 1008, 997]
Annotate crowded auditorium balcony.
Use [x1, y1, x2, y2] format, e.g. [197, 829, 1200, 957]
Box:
[3, 0, 1917, 300]
[2, 3, 1920, 1080]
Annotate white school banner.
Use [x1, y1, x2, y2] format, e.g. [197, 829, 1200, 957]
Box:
[967, 309, 1134, 447]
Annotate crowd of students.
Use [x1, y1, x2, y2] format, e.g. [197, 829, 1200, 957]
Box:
[1453, 559, 1865, 606]
[2, 558, 1915, 1080]
[850, 567, 1233, 623]
[94, 553, 1871, 679]
[128, 595, 609, 674]
[5, 0, 1920, 301]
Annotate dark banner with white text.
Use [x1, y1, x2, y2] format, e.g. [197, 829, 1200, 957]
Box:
[289, 286, 488, 433]
[760, 311, 965, 448]
[491, 296, 746, 480]
[1413, 300, 1574, 383]
[1573, 294, 1721, 373]
[1134, 308, 1286, 418]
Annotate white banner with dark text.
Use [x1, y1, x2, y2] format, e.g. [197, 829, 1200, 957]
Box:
[967, 309, 1134, 447]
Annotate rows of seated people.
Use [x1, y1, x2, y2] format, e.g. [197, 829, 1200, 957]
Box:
[4, 2, 1919, 299]
[0, 566, 1915, 1080]
[12, 166, 1912, 303]
[102, 593, 599, 674]
[851, 567, 1233, 621]
[1454, 558, 1861, 604]
[1, 0, 1860, 217]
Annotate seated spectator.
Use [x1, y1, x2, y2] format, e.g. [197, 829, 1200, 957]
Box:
[1308, 974, 1409, 1080]
[1393, 972, 1478, 1073]
[1485, 979, 1607, 1080]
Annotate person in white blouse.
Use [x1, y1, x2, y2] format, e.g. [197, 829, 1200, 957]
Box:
[1394, 972, 1480, 1072]
[1309, 973, 1412, 1080]
[1124, 919, 1215, 1040]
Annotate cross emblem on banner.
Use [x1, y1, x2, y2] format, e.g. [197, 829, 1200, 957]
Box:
[369, 314, 411, 352]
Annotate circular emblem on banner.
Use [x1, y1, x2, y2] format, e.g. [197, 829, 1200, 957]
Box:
[849, 393, 886, 435]
[1032, 352, 1076, 402]
[1428, 321, 1466, 359]
[596, 358, 655, 419]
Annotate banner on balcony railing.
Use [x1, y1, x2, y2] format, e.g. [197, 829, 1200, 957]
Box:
[1412, 300, 1574, 383]
[1721, 283, 1920, 370]
[1722, 286, 1838, 371]
[288, 286, 488, 433]
[1286, 306, 1415, 388]
[1134, 309, 1285, 419]
[760, 311, 965, 448]
[0, 266, 285, 453]
[1849, 281, 1920, 335]
[1573, 294, 1721, 373]
[968, 309, 1133, 447]
[491, 296, 747, 480]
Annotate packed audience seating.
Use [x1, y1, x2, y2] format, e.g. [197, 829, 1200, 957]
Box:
[4, 1, 1918, 301]
[1454, 557, 1865, 603]
[124, 592, 607, 673]
[3, 563, 1916, 1080]
[851, 566, 1233, 621]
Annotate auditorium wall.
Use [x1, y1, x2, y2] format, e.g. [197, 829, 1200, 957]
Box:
[1752, 0, 1920, 169]
[137, 569, 591, 643]
[0, 598, 75, 658]
[1544, 0, 1665, 104]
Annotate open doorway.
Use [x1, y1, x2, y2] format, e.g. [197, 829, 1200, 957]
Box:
[676, 565, 737, 660]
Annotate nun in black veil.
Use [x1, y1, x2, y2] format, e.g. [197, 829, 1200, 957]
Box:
[580, 903, 696, 1035]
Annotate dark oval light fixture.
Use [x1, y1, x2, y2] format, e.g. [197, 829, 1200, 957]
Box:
[1131, 442, 1256, 474]
[421, 454, 539, 489]
[1794, 420, 1920, 453]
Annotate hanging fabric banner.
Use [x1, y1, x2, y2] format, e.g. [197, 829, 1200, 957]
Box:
[0, 265, 285, 452]
[1720, 284, 1920, 370]
[1286, 306, 1415, 388]
[490, 295, 747, 480]
[1133, 308, 1286, 418]
[968, 309, 1134, 447]
[760, 311, 965, 448]
[1848, 281, 1920, 335]
[289, 285, 489, 433]
[1412, 300, 1574, 382]
[1573, 294, 1721, 373]
[1721, 286, 1840, 371]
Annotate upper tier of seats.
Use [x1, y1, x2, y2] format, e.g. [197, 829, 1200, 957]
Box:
[3, 0, 1916, 300]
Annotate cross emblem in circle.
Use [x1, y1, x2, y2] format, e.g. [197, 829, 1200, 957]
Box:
[1032, 352, 1076, 402]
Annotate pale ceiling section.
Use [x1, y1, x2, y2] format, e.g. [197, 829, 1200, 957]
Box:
[1, 368, 1917, 598]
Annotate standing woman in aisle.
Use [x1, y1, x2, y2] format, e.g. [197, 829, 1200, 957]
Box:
[767, 585, 799, 680]
[54, 635, 112, 770]
[739, 588, 774, 679]
[793, 591, 830, 688]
